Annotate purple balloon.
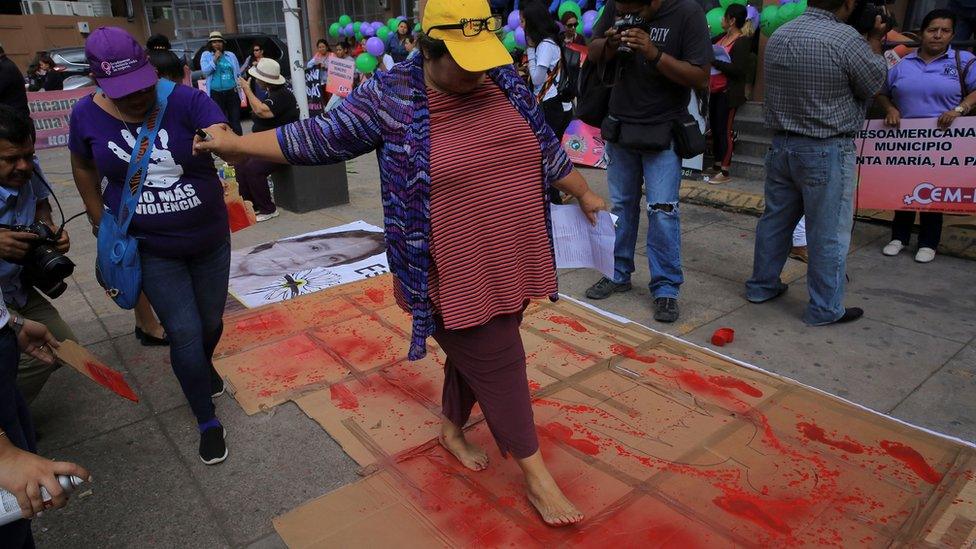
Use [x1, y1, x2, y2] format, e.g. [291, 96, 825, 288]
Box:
[582, 9, 598, 24]
[746, 4, 760, 25]
[363, 24, 376, 37]
[397, 15, 407, 21]
[515, 27, 526, 48]
[344, 23, 354, 36]
[507, 10, 521, 30]
[583, 19, 594, 37]
[366, 36, 386, 57]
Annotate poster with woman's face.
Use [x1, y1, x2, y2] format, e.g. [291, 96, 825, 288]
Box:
[228, 221, 389, 309]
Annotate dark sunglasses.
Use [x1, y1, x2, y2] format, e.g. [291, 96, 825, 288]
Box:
[427, 15, 504, 37]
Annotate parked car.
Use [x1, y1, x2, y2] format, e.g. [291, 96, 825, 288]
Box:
[46, 47, 89, 79]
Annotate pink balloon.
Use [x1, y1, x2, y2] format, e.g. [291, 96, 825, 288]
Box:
[366, 36, 386, 57]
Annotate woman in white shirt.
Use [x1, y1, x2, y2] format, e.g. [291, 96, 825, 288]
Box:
[522, 0, 574, 204]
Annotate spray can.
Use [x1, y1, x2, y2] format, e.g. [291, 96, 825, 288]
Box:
[0, 475, 86, 526]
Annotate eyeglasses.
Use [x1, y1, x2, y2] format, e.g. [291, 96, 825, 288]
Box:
[566, 21, 579, 29]
[427, 15, 504, 37]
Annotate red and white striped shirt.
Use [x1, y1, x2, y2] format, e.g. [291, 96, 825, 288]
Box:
[423, 79, 557, 330]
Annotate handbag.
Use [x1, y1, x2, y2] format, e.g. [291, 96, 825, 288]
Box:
[601, 115, 673, 152]
[576, 57, 613, 127]
[671, 113, 707, 159]
[96, 79, 176, 309]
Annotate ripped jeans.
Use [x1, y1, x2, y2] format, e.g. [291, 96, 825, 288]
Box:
[606, 142, 683, 298]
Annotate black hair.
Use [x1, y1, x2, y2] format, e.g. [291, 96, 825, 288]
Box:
[316, 38, 328, 47]
[523, 0, 560, 46]
[0, 45, 5, 55]
[725, 4, 747, 29]
[921, 9, 955, 32]
[252, 39, 266, 50]
[397, 19, 411, 37]
[38, 53, 55, 68]
[146, 34, 172, 50]
[417, 32, 449, 60]
[560, 11, 579, 26]
[246, 230, 386, 267]
[147, 49, 183, 82]
[0, 104, 35, 145]
[616, 0, 655, 5]
[808, 0, 845, 12]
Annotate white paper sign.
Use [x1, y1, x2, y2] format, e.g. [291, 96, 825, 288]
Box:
[550, 204, 616, 279]
[228, 221, 389, 308]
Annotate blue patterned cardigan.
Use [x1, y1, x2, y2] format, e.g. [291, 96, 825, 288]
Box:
[277, 54, 573, 360]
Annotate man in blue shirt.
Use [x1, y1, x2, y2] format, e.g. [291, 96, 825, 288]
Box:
[0, 105, 76, 404]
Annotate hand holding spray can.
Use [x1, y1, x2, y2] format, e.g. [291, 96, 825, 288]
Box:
[0, 475, 86, 526]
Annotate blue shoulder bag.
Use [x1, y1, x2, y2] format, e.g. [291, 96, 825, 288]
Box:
[97, 79, 176, 309]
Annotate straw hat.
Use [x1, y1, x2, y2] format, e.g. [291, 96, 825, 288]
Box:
[208, 31, 225, 43]
[248, 58, 286, 85]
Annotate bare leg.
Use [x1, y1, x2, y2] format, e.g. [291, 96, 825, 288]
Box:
[518, 449, 583, 526]
[134, 293, 166, 339]
[439, 419, 489, 472]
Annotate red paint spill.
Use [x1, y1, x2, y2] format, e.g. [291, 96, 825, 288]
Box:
[610, 344, 657, 363]
[330, 383, 360, 410]
[364, 288, 385, 304]
[676, 370, 735, 400]
[880, 440, 942, 484]
[713, 493, 793, 535]
[85, 361, 138, 402]
[707, 375, 763, 398]
[797, 422, 864, 454]
[543, 422, 600, 455]
[527, 379, 541, 392]
[548, 315, 588, 333]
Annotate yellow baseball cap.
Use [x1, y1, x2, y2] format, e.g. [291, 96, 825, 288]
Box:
[423, 0, 511, 72]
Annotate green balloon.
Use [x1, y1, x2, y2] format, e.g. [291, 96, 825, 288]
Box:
[719, 0, 735, 8]
[557, 1, 582, 21]
[503, 31, 517, 52]
[355, 31, 364, 42]
[388, 18, 400, 32]
[414, 23, 422, 33]
[328, 22, 341, 39]
[376, 26, 391, 40]
[338, 14, 352, 27]
[706, 7, 725, 37]
[353, 21, 362, 34]
[760, 5, 779, 36]
[355, 52, 379, 73]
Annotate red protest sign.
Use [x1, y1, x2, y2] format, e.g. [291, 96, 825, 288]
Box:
[326, 56, 357, 98]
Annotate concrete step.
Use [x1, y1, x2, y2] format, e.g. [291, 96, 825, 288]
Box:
[733, 113, 768, 137]
[733, 132, 772, 159]
[729, 153, 767, 180]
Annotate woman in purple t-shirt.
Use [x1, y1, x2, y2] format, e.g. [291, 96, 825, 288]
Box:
[68, 27, 232, 465]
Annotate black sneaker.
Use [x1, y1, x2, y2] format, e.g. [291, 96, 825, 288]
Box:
[210, 367, 225, 398]
[585, 277, 632, 300]
[829, 307, 864, 325]
[653, 297, 680, 323]
[199, 426, 227, 465]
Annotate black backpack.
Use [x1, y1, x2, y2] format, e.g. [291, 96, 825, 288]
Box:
[555, 45, 581, 102]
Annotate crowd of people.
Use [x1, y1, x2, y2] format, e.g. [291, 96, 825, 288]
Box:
[0, 0, 972, 542]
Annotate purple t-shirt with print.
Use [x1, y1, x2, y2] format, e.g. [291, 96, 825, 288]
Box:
[69, 84, 229, 257]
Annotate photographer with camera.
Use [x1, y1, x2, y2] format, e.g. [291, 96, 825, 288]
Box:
[745, 0, 887, 325]
[0, 105, 77, 405]
[583, 0, 713, 324]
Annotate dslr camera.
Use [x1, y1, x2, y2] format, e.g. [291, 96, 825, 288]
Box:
[614, 13, 650, 53]
[848, 0, 896, 35]
[5, 221, 75, 299]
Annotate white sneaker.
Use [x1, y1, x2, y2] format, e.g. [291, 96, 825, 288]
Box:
[255, 210, 280, 223]
[882, 240, 904, 256]
[914, 247, 936, 263]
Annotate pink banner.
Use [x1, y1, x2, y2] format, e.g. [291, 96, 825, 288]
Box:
[856, 118, 976, 213]
[562, 119, 606, 169]
[28, 87, 93, 150]
[326, 56, 356, 98]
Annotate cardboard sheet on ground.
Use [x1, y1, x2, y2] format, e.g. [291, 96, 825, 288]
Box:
[55, 340, 138, 402]
[214, 275, 976, 547]
[227, 220, 389, 309]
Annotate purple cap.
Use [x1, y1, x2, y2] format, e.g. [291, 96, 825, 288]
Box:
[85, 27, 158, 99]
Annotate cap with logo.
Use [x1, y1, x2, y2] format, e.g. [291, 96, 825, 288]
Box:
[423, 0, 511, 72]
[85, 27, 158, 99]
[248, 58, 286, 85]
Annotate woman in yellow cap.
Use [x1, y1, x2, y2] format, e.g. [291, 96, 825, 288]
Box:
[195, 0, 605, 527]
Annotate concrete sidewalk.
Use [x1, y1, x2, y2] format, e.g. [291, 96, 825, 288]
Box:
[25, 145, 975, 547]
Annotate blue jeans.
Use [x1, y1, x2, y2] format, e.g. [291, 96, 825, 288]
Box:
[141, 238, 230, 424]
[746, 135, 856, 324]
[606, 142, 683, 298]
[0, 327, 36, 547]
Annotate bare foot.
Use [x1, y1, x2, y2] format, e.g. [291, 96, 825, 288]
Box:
[525, 476, 583, 527]
[438, 432, 489, 472]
